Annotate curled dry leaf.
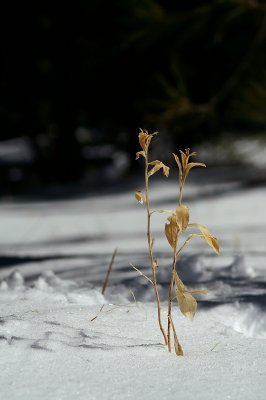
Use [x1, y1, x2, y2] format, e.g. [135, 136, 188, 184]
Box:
[165, 215, 179, 248]
[188, 223, 220, 254]
[173, 149, 206, 184]
[176, 205, 189, 232]
[136, 151, 145, 160]
[173, 332, 184, 356]
[148, 160, 170, 178]
[174, 272, 197, 320]
[169, 316, 184, 356]
[173, 270, 186, 292]
[180, 150, 188, 170]
[176, 291, 197, 321]
[185, 162, 206, 176]
[138, 129, 157, 154]
[135, 191, 145, 204]
[173, 153, 182, 179]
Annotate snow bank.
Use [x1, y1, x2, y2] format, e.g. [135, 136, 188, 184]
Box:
[0, 270, 266, 400]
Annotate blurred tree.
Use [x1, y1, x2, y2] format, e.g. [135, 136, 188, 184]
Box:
[121, 0, 266, 146]
[1, 0, 266, 184]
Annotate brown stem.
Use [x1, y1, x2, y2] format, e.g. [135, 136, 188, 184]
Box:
[102, 248, 118, 295]
[167, 245, 177, 352]
[145, 155, 168, 346]
[179, 183, 183, 207]
[169, 315, 183, 356]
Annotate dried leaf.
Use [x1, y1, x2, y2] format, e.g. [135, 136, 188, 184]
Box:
[173, 326, 184, 356]
[187, 150, 197, 159]
[189, 223, 220, 254]
[148, 160, 169, 178]
[135, 151, 145, 160]
[180, 150, 187, 170]
[173, 270, 186, 293]
[138, 129, 157, 153]
[190, 289, 208, 294]
[173, 271, 197, 320]
[176, 291, 197, 320]
[173, 153, 183, 181]
[174, 149, 206, 185]
[176, 205, 189, 232]
[135, 191, 145, 204]
[165, 215, 179, 248]
[162, 164, 170, 177]
[174, 338, 184, 356]
[150, 238, 155, 249]
[153, 259, 159, 268]
[185, 162, 206, 177]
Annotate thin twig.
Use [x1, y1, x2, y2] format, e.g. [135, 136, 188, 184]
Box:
[102, 248, 118, 295]
[210, 342, 220, 352]
[130, 263, 154, 285]
[145, 154, 168, 346]
[129, 289, 137, 304]
[167, 244, 178, 352]
[90, 304, 105, 322]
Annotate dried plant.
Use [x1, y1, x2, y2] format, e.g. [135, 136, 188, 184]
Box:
[133, 129, 219, 356]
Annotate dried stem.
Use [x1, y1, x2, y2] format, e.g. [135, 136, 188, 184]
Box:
[167, 177, 187, 353]
[169, 315, 183, 356]
[130, 263, 154, 286]
[145, 154, 168, 346]
[167, 243, 178, 352]
[179, 184, 184, 207]
[102, 248, 118, 295]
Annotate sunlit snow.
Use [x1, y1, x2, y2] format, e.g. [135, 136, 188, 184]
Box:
[0, 180, 265, 400]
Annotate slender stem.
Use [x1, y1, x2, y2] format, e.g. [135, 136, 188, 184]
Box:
[167, 237, 192, 354]
[179, 183, 183, 207]
[169, 170, 187, 353]
[145, 154, 168, 346]
[130, 263, 154, 285]
[167, 245, 177, 352]
[169, 315, 183, 356]
[179, 177, 186, 206]
[176, 236, 191, 257]
[102, 248, 118, 295]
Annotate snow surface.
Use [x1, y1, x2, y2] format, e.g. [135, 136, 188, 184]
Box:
[0, 179, 266, 399]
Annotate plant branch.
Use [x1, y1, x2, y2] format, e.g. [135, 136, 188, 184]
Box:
[167, 243, 178, 352]
[130, 263, 154, 285]
[145, 154, 168, 346]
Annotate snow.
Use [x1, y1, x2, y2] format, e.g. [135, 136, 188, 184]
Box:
[0, 178, 266, 399]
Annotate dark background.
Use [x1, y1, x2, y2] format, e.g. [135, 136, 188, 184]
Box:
[1, 0, 266, 196]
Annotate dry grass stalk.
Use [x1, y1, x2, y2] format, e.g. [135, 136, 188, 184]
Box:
[134, 129, 220, 356]
[102, 248, 118, 295]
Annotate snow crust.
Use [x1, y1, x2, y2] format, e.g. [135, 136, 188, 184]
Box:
[0, 182, 265, 399]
